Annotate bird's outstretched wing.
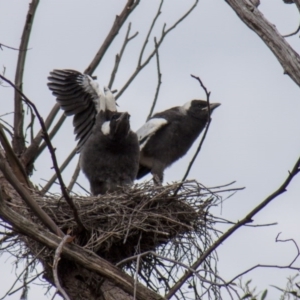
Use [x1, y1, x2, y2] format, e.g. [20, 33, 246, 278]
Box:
[48, 69, 116, 152]
[136, 118, 168, 149]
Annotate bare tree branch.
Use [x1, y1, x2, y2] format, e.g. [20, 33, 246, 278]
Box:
[0, 74, 85, 232]
[166, 155, 300, 299]
[180, 75, 212, 183]
[0, 153, 64, 237]
[138, 0, 163, 67]
[146, 37, 162, 121]
[23, 103, 61, 169]
[13, 0, 40, 155]
[0, 247, 45, 300]
[84, 0, 140, 76]
[36, 112, 66, 161]
[0, 196, 165, 300]
[225, 0, 300, 87]
[0, 124, 30, 187]
[0, 43, 30, 52]
[67, 159, 81, 192]
[116, 0, 199, 100]
[283, 22, 300, 37]
[41, 147, 77, 195]
[108, 22, 139, 89]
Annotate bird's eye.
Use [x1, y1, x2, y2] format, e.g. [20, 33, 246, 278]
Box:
[111, 114, 119, 120]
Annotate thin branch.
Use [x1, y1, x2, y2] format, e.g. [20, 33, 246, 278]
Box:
[227, 264, 300, 286]
[108, 22, 139, 89]
[36, 112, 66, 160]
[146, 37, 162, 121]
[84, 0, 140, 75]
[67, 158, 81, 192]
[283, 22, 300, 38]
[166, 155, 300, 299]
[0, 247, 45, 300]
[180, 75, 211, 182]
[0, 153, 64, 237]
[23, 103, 61, 168]
[276, 233, 300, 266]
[13, 0, 40, 155]
[0, 74, 85, 232]
[41, 147, 77, 195]
[225, 0, 300, 88]
[53, 235, 72, 300]
[116, 0, 199, 100]
[0, 43, 30, 52]
[7, 271, 44, 297]
[138, 0, 163, 67]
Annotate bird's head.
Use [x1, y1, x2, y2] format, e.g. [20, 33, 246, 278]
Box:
[101, 111, 131, 139]
[183, 99, 221, 120]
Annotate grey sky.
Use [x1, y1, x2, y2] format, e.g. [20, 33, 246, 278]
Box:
[1, 0, 300, 299]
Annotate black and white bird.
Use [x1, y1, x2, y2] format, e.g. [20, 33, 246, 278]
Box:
[136, 100, 220, 184]
[48, 69, 139, 195]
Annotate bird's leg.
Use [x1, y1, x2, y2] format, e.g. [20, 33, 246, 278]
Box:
[152, 174, 162, 186]
[151, 161, 164, 185]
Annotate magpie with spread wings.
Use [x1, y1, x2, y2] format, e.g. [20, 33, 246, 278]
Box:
[48, 69, 139, 195]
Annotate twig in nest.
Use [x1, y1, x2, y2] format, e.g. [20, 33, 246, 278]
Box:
[53, 235, 72, 300]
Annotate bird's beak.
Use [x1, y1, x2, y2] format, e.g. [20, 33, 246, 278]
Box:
[209, 103, 221, 111]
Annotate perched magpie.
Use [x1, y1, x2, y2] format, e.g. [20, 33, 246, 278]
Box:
[48, 69, 139, 194]
[136, 100, 220, 183]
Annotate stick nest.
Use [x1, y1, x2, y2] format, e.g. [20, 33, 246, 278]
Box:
[33, 181, 216, 264]
[2, 180, 238, 297]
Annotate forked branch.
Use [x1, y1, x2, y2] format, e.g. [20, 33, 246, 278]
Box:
[166, 155, 300, 298]
[84, 0, 141, 75]
[0, 74, 85, 232]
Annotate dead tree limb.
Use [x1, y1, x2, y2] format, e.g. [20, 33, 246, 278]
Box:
[0, 153, 64, 237]
[225, 0, 300, 88]
[166, 155, 300, 299]
[0, 74, 85, 232]
[13, 0, 40, 155]
[23, 103, 61, 169]
[0, 194, 165, 300]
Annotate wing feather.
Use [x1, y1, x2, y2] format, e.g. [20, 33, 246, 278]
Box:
[136, 118, 168, 149]
[48, 69, 105, 152]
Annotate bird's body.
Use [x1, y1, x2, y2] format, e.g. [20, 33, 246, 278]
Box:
[136, 100, 220, 183]
[80, 110, 139, 195]
[48, 69, 139, 194]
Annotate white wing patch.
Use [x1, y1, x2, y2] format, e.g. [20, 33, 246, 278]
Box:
[101, 121, 111, 135]
[136, 118, 168, 150]
[81, 75, 106, 113]
[104, 86, 117, 112]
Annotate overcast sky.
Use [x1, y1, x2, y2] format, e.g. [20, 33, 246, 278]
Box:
[1, 0, 300, 299]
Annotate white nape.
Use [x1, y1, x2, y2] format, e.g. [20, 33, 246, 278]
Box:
[101, 121, 111, 135]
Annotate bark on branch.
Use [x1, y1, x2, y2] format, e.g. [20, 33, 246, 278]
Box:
[13, 0, 40, 155]
[0, 192, 165, 300]
[225, 0, 300, 87]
